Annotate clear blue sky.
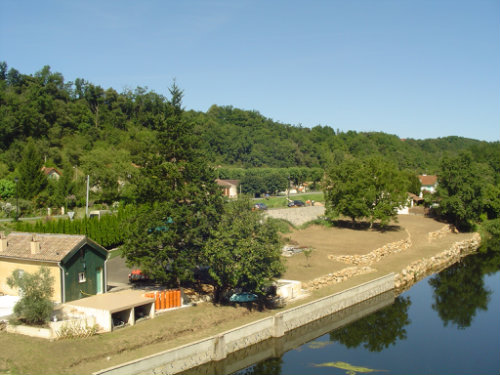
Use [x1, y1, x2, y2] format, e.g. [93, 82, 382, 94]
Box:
[1, 0, 499, 141]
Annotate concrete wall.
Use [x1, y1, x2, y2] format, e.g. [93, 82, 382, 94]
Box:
[95, 273, 394, 375]
[265, 206, 325, 226]
[0, 259, 62, 302]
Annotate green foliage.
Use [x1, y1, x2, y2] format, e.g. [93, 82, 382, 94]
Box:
[122, 85, 224, 285]
[480, 219, 500, 253]
[0, 179, 15, 199]
[436, 152, 495, 231]
[14, 206, 134, 248]
[7, 267, 54, 325]
[202, 197, 285, 301]
[17, 140, 47, 200]
[323, 156, 407, 227]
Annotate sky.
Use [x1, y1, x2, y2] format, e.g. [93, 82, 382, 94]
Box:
[1, 0, 499, 142]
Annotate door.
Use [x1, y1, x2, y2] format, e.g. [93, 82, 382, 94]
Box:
[96, 267, 103, 294]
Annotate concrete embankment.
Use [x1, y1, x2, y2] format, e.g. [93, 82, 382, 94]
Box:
[95, 273, 394, 375]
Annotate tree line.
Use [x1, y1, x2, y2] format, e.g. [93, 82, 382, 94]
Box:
[1, 63, 499, 303]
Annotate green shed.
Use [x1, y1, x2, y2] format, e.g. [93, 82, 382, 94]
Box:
[0, 232, 108, 303]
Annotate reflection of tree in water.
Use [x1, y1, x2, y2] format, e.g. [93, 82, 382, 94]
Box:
[238, 357, 283, 375]
[329, 296, 411, 352]
[429, 249, 500, 329]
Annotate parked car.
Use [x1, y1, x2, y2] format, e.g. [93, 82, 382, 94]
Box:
[288, 200, 305, 207]
[253, 203, 268, 211]
[128, 269, 149, 282]
[229, 292, 258, 303]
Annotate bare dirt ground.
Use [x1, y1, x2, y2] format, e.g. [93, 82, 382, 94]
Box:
[0, 215, 476, 375]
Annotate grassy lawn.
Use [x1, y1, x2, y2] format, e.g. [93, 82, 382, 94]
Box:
[254, 191, 324, 209]
[0, 214, 476, 375]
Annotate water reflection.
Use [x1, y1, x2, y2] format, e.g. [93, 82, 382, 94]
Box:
[429, 254, 492, 329]
[329, 296, 411, 351]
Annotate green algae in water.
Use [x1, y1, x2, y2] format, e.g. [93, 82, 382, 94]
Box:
[312, 361, 386, 375]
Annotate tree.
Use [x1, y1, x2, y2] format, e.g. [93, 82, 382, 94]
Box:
[323, 157, 407, 227]
[436, 152, 487, 231]
[17, 140, 47, 199]
[7, 267, 54, 325]
[202, 197, 285, 302]
[0, 179, 15, 199]
[122, 83, 224, 286]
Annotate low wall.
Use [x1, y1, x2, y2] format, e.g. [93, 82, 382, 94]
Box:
[395, 233, 481, 290]
[95, 273, 394, 375]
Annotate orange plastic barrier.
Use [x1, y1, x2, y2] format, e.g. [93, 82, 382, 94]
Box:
[154, 291, 160, 310]
[168, 290, 173, 308]
[177, 290, 181, 307]
[161, 291, 166, 309]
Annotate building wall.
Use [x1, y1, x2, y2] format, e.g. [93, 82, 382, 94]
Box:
[63, 244, 106, 302]
[0, 259, 62, 302]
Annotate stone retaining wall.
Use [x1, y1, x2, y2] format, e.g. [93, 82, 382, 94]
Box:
[302, 266, 377, 291]
[328, 229, 412, 265]
[427, 224, 457, 241]
[395, 233, 481, 290]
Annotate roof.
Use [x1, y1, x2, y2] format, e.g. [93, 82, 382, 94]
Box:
[0, 232, 104, 263]
[216, 179, 240, 187]
[41, 166, 62, 176]
[418, 175, 438, 186]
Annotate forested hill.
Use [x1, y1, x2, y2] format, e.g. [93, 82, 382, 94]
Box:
[0, 63, 497, 176]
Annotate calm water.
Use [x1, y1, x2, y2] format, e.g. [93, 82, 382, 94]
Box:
[184, 251, 500, 375]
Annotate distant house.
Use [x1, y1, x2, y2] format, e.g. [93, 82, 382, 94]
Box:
[216, 179, 240, 198]
[41, 166, 62, 180]
[0, 232, 108, 303]
[418, 175, 438, 197]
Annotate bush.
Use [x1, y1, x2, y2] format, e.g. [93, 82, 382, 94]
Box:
[7, 267, 54, 326]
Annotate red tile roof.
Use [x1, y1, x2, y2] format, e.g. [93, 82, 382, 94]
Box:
[419, 175, 438, 186]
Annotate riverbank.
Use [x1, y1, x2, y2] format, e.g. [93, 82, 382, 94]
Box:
[0, 215, 479, 375]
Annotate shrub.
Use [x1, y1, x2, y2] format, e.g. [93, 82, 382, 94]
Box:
[7, 267, 54, 326]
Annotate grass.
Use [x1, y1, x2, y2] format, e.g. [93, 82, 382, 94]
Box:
[254, 191, 324, 209]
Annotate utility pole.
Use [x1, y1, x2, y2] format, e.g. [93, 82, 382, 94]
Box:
[14, 177, 19, 221]
[86, 175, 89, 218]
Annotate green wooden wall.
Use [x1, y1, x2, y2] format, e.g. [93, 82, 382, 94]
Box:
[62, 244, 106, 302]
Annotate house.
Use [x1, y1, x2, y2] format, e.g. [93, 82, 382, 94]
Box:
[418, 175, 438, 197]
[41, 167, 62, 180]
[216, 179, 240, 198]
[0, 232, 108, 303]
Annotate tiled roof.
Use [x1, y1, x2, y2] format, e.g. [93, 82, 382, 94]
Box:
[216, 179, 240, 187]
[419, 175, 438, 186]
[0, 232, 87, 262]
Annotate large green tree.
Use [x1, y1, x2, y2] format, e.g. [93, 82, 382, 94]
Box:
[436, 152, 492, 231]
[323, 156, 408, 227]
[202, 197, 285, 302]
[122, 84, 224, 286]
[17, 141, 47, 200]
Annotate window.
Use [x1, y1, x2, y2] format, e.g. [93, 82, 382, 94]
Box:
[78, 272, 86, 283]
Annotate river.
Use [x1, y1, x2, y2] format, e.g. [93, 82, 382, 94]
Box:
[182, 250, 500, 375]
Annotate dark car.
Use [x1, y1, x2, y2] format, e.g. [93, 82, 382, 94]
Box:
[253, 203, 268, 211]
[288, 200, 305, 207]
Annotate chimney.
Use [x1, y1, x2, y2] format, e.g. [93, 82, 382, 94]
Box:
[0, 232, 6, 252]
[30, 234, 41, 255]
